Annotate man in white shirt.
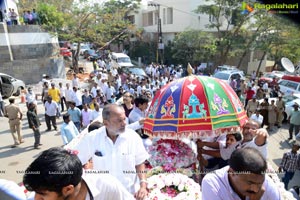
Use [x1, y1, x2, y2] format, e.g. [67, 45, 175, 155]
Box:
[72, 73, 80, 88]
[262, 82, 268, 93]
[221, 119, 268, 161]
[105, 82, 116, 103]
[99, 79, 108, 96]
[72, 104, 149, 199]
[65, 83, 73, 110]
[90, 82, 100, 98]
[23, 147, 134, 200]
[58, 82, 67, 112]
[44, 96, 59, 131]
[202, 147, 280, 200]
[90, 103, 102, 123]
[71, 87, 83, 110]
[250, 109, 264, 127]
[25, 87, 37, 111]
[0, 179, 27, 200]
[128, 96, 151, 148]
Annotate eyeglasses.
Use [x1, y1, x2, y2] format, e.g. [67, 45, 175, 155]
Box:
[123, 95, 132, 98]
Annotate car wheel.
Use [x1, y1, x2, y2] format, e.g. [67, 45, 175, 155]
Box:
[14, 87, 22, 96]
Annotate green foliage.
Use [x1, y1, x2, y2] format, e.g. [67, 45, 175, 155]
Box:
[171, 30, 216, 66]
[130, 41, 157, 64]
[195, 0, 300, 69]
[36, 3, 64, 31]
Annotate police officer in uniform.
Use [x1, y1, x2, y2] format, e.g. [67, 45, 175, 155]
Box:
[4, 97, 24, 148]
[276, 95, 285, 128]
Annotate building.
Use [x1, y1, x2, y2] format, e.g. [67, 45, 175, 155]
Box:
[130, 0, 233, 43]
[128, 0, 277, 73]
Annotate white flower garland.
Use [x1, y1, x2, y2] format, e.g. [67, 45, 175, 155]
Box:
[146, 173, 201, 200]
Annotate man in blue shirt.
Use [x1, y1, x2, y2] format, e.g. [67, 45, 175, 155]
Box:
[61, 114, 79, 145]
[67, 101, 82, 131]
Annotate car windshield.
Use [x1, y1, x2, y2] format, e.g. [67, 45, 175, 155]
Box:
[213, 72, 230, 80]
[118, 57, 131, 63]
[283, 95, 298, 103]
[264, 73, 275, 78]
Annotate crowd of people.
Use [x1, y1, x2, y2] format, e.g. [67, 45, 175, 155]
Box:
[1, 60, 300, 199]
[0, 8, 39, 25]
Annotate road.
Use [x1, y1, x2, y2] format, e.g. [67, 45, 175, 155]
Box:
[0, 59, 299, 190]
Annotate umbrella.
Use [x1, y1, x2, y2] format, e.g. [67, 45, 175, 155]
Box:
[144, 75, 248, 139]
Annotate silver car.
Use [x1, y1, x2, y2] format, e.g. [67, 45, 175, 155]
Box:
[0, 73, 26, 98]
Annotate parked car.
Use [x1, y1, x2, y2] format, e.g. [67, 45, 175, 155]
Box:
[110, 52, 134, 68]
[217, 65, 238, 71]
[79, 44, 90, 55]
[278, 75, 300, 96]
[121, 66, 147, 79]
[60, 48, 72, 57]
[213, 70, 245, 84]
[0, 73, 26, 98]
[88, 52, 102, 62]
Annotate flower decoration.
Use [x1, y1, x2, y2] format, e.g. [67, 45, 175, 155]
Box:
[146, 173, 201, 200]
[147, 139, 197, 170]
[66, 149, 79, 155]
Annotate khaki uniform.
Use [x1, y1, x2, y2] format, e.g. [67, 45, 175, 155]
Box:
[268, 104, 277, 131]
[276, 99, 285, 126]
[4, 103, 23, 145]
[246, 100, 259, 117]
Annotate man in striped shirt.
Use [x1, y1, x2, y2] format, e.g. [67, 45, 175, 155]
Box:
[278, 141, 300, 190]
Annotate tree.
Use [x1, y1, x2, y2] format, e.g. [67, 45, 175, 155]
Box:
[18, 0, 141, 73]
[195, 0, 254, 66]
[171, 30, 216, 66]
[195, 0, 300, 73]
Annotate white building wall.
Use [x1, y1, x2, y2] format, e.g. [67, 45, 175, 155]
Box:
[133, 0, 231, 42]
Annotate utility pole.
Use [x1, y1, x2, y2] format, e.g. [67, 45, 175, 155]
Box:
[148, 2, 164, 65]
[157, 4, 164, 65]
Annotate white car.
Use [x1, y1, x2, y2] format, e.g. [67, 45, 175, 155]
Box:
[213, 70, 245, 84]
[109, 52, 134, 68]
[278, 75, 300, 96]
[0, 73, 26, 98]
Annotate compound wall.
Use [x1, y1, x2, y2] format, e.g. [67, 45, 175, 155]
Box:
[0, 23, 65, 84]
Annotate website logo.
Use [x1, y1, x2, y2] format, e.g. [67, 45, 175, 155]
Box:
[241, 1, 298, 15]
[241, 2, 254, 14]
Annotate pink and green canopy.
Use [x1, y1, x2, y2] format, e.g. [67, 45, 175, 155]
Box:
[144, 75, 248, 139]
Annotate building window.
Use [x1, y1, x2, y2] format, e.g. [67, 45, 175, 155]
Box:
[166, 7, 173, 24]
[142, 12, 154, 26]
[148, 12, 154, 26]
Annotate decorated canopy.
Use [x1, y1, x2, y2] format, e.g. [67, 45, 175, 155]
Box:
[144, 75, 248, 139]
